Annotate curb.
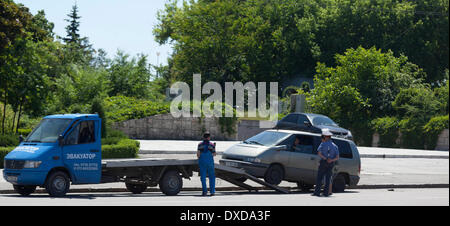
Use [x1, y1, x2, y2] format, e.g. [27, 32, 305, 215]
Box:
[0, 184, 448, 194]
[139, 150, 449, 159]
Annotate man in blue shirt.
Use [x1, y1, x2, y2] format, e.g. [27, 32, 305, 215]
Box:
[197, 132, 216, 196]
[312, 129, 339, 197]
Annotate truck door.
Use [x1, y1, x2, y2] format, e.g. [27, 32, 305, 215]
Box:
[62, 120, 101, 184]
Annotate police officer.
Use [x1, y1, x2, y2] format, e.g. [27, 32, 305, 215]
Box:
[197, 132, 216, 196]
[312, 129, 339, 197]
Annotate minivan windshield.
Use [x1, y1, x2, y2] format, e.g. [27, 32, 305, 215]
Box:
[311, 116, 338, 127]
[243, 131, 290, 147]
[26, 119, 72, 143]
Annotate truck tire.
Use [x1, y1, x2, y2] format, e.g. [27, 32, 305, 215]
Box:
[264, 164, 284, 185]
[126, 183, 148, 194]
[159, 170, 183, 196]
[332, 174, 346, 193]
[13, 185, 36, 196]
[45, 171, 70, 197]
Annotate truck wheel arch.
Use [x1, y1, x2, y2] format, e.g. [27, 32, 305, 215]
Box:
[45, 167, 73, 185]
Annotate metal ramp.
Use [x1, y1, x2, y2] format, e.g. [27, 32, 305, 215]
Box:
[214, 163, 290, 194]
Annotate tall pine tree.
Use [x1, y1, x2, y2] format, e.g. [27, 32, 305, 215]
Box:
[62, 3, 93, 65]
[63, 4, 81, 45]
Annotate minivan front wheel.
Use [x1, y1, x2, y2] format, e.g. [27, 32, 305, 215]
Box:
[264, 164, 284, 185]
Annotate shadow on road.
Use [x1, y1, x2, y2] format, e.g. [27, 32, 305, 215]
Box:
[0, 189, 360, 200]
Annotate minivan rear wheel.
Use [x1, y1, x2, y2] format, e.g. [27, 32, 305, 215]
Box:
[332, 174, 346, 193]
[264, 164, 284, 185]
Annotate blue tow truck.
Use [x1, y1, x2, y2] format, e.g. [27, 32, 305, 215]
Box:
[3, 114, 288, 197]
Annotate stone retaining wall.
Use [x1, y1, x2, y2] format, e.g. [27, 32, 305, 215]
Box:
[237, 120, 269, 141]
[111, 114, 238, 140]
[372, 129, 449, 151]
[435, 129, 449, 151]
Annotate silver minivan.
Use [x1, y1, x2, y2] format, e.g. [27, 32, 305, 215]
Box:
[219, 129, 361, 192]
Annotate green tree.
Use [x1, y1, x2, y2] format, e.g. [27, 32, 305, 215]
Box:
[154, 0, 449, 84]
[62, 3, 93, 65]
[308, 47, 424, 145]
[107, 51, 151, 99]
[91, 97, 107, 138]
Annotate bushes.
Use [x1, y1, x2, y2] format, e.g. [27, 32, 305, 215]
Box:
[101, 127, 139, 159]
[423, 115, 449, 150]
[370, 115, 449, 150]
[0, 147, 15, 168]
[371, 117, 399, 148]
[0, 134, 19, 147]
[104, 96, 170, 122]
[102, 139, 140, 159]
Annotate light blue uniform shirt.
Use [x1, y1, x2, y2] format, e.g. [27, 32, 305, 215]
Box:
[318, 140, 339, 160]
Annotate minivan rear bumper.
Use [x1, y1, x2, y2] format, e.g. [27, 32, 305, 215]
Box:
[219, 159, 269, 178]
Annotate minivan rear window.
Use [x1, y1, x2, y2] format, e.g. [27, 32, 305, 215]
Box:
[332, 139, 353, 159]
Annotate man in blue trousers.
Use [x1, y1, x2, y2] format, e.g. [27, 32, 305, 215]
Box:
[312, 129, 339, 197]
[197, 132, 216, 196]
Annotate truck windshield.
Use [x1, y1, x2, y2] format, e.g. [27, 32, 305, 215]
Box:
[244, 131, 290, 147]
[26, 119, 72, 143]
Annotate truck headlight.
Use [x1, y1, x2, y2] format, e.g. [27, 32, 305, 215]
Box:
[24, 161, 42, 168]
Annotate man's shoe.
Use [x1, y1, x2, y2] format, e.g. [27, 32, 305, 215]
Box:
[210, 193, 215, 197]
[311, 193, 321, 197]
[202, 192, 207, 196]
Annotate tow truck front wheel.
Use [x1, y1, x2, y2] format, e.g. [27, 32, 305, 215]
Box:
[13, 185, 36, 196]
[45, 171, 70, 197]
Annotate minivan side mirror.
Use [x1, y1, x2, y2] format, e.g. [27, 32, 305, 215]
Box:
[58, 135, 64, 146]
[272, 145, 288, 151]
[19, 135, 24, 143]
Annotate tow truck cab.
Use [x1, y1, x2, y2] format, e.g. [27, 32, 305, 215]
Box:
[3, 114, 102, 196]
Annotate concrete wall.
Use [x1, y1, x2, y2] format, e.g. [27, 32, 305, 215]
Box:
[435, 129, 449, 151]
[111, 114, 238, 141]
[237, 120, 269, 141]
[372, 129, 449, 151]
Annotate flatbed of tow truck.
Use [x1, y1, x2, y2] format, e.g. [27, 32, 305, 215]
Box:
[100, 158, 290, 195]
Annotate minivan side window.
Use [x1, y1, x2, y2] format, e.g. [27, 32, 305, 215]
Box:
[292, 135, 314, 154]
[332, 139, 353, 159]
[279, 135, 296, 151]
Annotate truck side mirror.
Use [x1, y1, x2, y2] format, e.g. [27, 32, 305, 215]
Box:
[58, 135, 64, 146]
[19, 135, 24, 143]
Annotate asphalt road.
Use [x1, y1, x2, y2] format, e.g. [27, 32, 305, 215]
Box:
[1, 154, 448, 192]
[0, 188, 447, 206]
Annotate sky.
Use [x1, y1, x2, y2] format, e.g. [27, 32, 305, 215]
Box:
[15, 0, 176, 67]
